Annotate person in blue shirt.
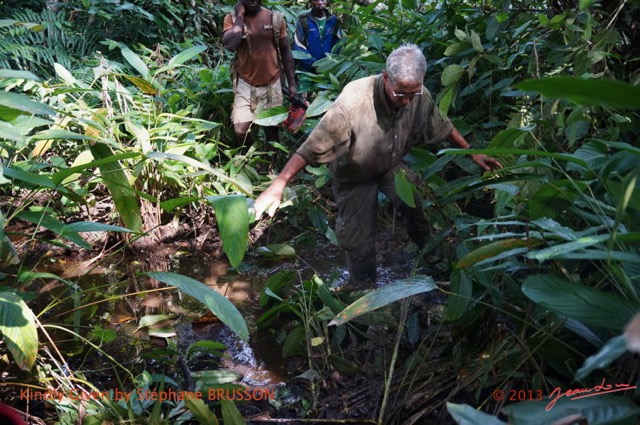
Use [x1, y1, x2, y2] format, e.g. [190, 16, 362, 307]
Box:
[293, 0, 341, 72]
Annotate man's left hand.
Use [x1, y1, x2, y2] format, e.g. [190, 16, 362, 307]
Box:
[471, 154, 503, 171]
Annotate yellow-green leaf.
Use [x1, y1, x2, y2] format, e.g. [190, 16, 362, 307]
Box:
[0, 292, 38, 370]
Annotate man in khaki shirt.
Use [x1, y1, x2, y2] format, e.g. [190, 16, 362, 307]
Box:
[254, 44, 502, 288]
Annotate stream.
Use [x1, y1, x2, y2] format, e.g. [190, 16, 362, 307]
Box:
[32, 225, 429, 421]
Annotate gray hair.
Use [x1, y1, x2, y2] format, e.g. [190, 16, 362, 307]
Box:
[385, 44, 427, 84]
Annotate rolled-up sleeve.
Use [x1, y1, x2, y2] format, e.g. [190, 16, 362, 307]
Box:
[296, 104, 352, 166]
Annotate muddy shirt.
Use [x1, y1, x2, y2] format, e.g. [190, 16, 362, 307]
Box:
[223, 8, 287, 87]
[296, 75, 453, 183]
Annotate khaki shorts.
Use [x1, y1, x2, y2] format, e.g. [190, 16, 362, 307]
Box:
[231, 78, 283, 124]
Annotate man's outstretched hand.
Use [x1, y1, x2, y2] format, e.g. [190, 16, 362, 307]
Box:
[471, 154, 503, 172]
[253, 153, 308, 220]
[253, 181, 286, 220]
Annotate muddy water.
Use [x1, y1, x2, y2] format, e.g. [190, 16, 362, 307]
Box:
[35, 229, 423, 408]
[164, 230, 421, 387]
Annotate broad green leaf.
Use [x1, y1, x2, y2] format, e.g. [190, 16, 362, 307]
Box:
[52, 151, 141, 185]
[121, 47, 150, 80]
[394, 169, 416, 208]
[439, 148, 588, 168]
[0, 91, 55, 116]
[209, 195, 249, 268]
[54, 63, 87, 88]
[62, 221, 135, 235]
[530, 217, 578, 241]
[257, 244, 296, 257]
[30, 129, 96, 142]
[3, 166, 67, 193]
[470, 30, 484, 52]
[527, 234, 608, 261]
[185, 398, 219, 425]
[306, 93, 334, 117]
[260, 270, 296, 307]
[164, 45, 208, 70]
[254, 106, 288, 126]
[148, 152, 252, 195]
[17, 211, 91, 249]
[161, 196, 202, 212]
[221, 399, 246, 424]
[518, 78, 640, 110]
[0, 69, 40, 80]
[0, 235, 20, 266]
[329, 276, 437, 326]
[282, 324, 306, 358]
[489, 128, 530, 148]
[441, 64, 465, 86]
[9, 115, 54, 137]
[146, 272, 249, 340]
[438, 84, 456, 117]
[576, 335, 627, 380]
[89, 142, 143, 233]
[0, 292, 38, 370]
[446, 269, 473, 321]
[529, 180, 587, 220]
[444, 42, 469, 57]
[454, 28, 468, 42]
[457, 238, 543, 269]
[0, 121, 21, 139]
[521, 274, 639, 330]
[502, 395, 640, 425]
[447, 403, 506, 425]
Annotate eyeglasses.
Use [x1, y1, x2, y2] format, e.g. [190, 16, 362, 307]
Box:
[390, 86, 423, 98]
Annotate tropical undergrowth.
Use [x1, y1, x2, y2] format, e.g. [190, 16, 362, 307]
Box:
[1, 0, 640, 424]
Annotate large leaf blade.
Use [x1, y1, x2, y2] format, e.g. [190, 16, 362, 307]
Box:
[521, 274, 639, 330]
[502, 395, 640, 425]
[447, 403, 506, 425]
[0, 292, 39, 370]
[146, 272, 249, 340]
[518, 77, 640, 109]
[575, 335, 627, 381]
[89, 142, 143, 233]
[0, 91, 55, 116]
[209, 195, 249, 268]
[329, 276, 437, 326]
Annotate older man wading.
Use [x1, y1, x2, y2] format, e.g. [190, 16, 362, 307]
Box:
[254, 44, 502, 290]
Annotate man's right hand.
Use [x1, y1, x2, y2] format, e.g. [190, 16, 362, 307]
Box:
[253, 153, 309, 220]
[253, 182, 286, 220]
[234, 2, 246, 17]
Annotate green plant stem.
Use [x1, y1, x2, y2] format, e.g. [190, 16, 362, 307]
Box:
[378, 297, 410, 425]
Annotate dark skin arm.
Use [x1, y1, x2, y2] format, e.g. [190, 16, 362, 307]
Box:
[222, 2, 246, 51]
[279, 36, 298, 97]
[448, 127, 503, 171]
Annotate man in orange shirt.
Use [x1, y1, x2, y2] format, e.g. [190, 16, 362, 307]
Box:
[222, 0, 298, 149]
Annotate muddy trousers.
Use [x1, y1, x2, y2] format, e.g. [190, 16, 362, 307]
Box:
[332, 163, 431, 282]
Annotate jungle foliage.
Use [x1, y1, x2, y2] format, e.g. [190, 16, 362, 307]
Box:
[1, 0, 639, 423]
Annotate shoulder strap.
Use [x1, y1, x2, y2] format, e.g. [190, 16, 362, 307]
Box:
[271, 10, 286, 86]
[272, 10, 283, 44]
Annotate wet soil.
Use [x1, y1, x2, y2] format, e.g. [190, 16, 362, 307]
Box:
[4, 206, 462, 424]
